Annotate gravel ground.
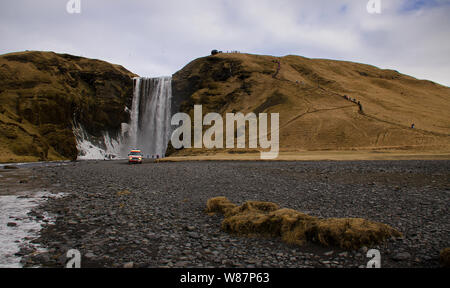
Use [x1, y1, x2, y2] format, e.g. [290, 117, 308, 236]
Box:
[18, 160, 450, 268]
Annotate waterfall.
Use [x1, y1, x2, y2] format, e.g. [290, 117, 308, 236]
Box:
[75, 76, 173, 160]
[129, 77, 142, 149]
[124, 77, 173, 158]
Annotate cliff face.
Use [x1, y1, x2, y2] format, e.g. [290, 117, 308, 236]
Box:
[0, 51, 136, 162]
[172, 53, 450, 154]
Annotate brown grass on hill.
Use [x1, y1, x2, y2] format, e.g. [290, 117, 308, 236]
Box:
[206, 197, 402, 250]
[172, 53, 450, 157]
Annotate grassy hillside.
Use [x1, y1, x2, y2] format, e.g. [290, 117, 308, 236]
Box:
[0, 51, 136, 163]
[171, 53, 450, 155]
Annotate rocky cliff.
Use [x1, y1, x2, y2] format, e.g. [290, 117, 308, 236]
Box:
[0, 51, 136, 162]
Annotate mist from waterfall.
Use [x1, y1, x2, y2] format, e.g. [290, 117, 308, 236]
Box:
[123, 77, 173, 158]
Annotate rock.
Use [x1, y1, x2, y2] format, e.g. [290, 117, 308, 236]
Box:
[392, 252, 411, 261]
[222, 259, 234, 266]
[85, 252, 96, 259]
[324, 251, 334, 256]
[175, 261, 189, 267]
[188, 232, 201, 239]
[7, 222, 17, 227]
[33, 253, 50, 264]
[338, 252, 348, 257]
[123, 262, 134, 268]
[146, 232, 160, 240]
[15, 246, 35, 256]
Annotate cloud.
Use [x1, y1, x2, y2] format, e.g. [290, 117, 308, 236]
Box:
[0, 0, 449, 86]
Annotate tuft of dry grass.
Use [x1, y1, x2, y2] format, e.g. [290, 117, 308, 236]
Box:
[206, 197, 237, 216]
[305, 218, 402, 249]
[116, 190, 132, 197]
[230, 201, 280, 215]
[207, 197, 402, 250]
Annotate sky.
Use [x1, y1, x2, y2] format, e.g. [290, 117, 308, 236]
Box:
[0, 0, 449, 86]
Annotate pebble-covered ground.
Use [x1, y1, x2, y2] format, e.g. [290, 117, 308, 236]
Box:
[17, 160, 450, 268]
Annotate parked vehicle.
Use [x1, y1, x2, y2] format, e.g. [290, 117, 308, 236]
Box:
[128, 150, 143, 164]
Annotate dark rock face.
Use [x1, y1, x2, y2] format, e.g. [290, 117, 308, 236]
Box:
[0, 51, 136, 162]
[171, 55, 244, 116]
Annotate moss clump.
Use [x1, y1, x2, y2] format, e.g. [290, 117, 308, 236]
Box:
[207, 197, 402, 250]
[440, 248, 450, 268]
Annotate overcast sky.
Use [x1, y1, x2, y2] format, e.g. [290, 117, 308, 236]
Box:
[1, 0, 449, 86]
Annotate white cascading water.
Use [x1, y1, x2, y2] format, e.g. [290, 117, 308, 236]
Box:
[75, 76, 173, 160]
[125, 77, 173, 158]
[129, 77, 142, 150]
